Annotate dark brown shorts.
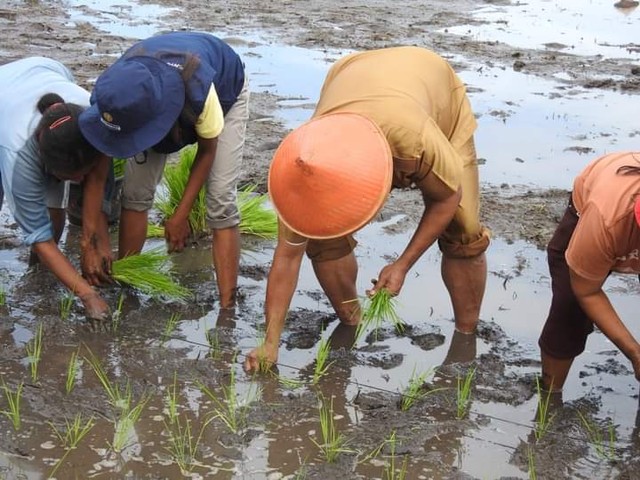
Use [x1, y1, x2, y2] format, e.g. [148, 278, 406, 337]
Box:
[538, 195, 595, 359]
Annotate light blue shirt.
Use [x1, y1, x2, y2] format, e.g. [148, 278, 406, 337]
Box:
[0, 57, 90, 245]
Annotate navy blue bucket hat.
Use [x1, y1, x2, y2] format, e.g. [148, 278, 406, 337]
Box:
[79, 56, 185, 158]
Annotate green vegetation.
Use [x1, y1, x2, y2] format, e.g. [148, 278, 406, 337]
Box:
[161, 312, 181, 343]
[25, 322, 44, 382]
[111, 396, 148, 453]
[527, 446, 537, 480]
[0, 380, 23, 431]
[164, 415, 211, 475]
[577, 410, 617, 461]
[111, 248, 191, 301]
[356, 289, 405, 342]
[455, 367, 476, 419]
[112, 292, 125, 331]
[84, 349, 132, 411]
[533, 376, 555, 441]
[146, 223, 166, 238]
[237, 185, 278, 239]
[383, 431, 408, 480]
[311, 394, 352, 463]
[0, 285, 6, 306]
[165, 372, 180, 426]
[312, 333, 334, 384]
[48, 413, 96, 478]
[59, 293, 74, 320]
[65, 349, 82, 395]
[400, 366, 436, 411]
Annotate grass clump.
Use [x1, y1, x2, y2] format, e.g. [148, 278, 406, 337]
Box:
[0, 380, 23, 431]
[155, 144, 277, 238]
[311, 394, 352, 463]
[146, 223, 165, 238]
[111, 396, 148, 453]
[455, 366, 476, 419]
[356, 289, 405, 342]
[25, 322, 44, 382]
[111, 248, 191, 301]
[533, 376, 556, 441]
[400, 366, 438, 411]
[164, 415, 211, 475]
[312, 333, 334, 385]
[48, 413, 96, 478]
[577, 410, 617, 461]
[59, 293, 74, 320]
[84, 349, 132, 411]
[65, 349, 82, 395]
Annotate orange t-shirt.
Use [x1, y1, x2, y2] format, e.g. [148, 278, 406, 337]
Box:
[567, 151, 640, 281]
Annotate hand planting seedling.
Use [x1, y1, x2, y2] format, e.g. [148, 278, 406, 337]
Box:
[355, 288, 406, 343]
[111, 248, 191, 301]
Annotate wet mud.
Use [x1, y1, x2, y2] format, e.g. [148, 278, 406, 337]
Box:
[1, 0, 640, 479]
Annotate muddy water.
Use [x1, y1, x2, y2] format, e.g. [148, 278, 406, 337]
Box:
[1, 0, 640, 478]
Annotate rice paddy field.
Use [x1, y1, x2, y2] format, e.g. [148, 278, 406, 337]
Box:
[1, 0, 640, 479]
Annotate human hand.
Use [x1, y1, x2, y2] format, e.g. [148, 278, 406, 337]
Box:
[79, 291, 111, 322]
[367, 262, 408, 297]
[243, 342, 279, 373]
[81, 241, 113, 286]
[164, 215, 191, 253]
[631, 351, 640, 382]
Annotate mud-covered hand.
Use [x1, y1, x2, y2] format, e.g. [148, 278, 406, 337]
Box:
[244, 342, 279, 372]
[80, 291, 111, 322]
[164, 214, 191, 253]
[368, 262, 408, 296]
[81, 240, 113, 286]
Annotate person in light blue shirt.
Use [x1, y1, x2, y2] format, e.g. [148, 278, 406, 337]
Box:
[0, 57, 111, 320]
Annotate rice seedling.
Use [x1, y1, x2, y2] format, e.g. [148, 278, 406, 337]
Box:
[311, 394, 353, 463]
[112, 292, 125, 332]
[533, 375, 555, 441]
[146, 223, 165, 238]
[312, 333, 334, 385]
[165, 372, 180, 426]
[383, 431, 409, 480]
[84, 349, 132, 411]
[161, 312, 181, 343]
[0, 285, 6, 306]
[25, 322, 44, 382]
[0, 380, 23, 431]
[199, 361, 262, 434]
[455, 366, 476, 419]
[355, 289, 405, 342]
[205, 328, 222, 361]
[274, 373, 306, 390]
[577, 410, 617, 461]
[47, 413, 96, 478]
[164, 414, 212, 475]
[65, 349, 82, 395]
[400, 366, 437, 411]
[111, 395, 148, 453]
[111, 248, 192, 301]
[527, 446, 537, 480]
[155, 144, 207, 235]
[237, 185, 278, 239]
[59, 293, 74, 320]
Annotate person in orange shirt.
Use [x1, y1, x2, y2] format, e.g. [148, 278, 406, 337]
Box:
[244, 47, 490, 371]
[539, 151, 640, 392]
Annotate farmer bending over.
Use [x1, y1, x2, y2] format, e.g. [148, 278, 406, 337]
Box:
[245, 47, 490, 371]
[79, 32, 249, 309]
[0, 57, 111, 320]
[539, 151, 640, 392]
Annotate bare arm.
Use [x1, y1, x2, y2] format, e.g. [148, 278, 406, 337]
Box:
[80, 155, 112, 285]
[164, 136, 218, 252]
[33, 239, 110, 320]
[244, 225, 307, 371]
[372, 172, 461, 295]
[570, 269, 640, 379]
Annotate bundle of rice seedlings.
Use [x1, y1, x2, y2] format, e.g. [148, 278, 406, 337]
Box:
[111, 248, 191, 301]
[355, 288, 406, 342]
[155, 144, 207, 235]
[154, 144, 277, 239]
[146, 223, 165, 238]
[238, 185, 278, 239]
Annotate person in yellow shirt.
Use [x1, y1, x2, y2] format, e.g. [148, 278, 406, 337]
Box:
[245, 47, 490, 370]
[79, 32, 249, 309]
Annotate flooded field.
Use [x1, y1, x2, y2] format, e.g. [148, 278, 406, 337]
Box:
[1, 0, 639, 478]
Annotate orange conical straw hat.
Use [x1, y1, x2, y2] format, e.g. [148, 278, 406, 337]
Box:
[268, 112, 393, 239]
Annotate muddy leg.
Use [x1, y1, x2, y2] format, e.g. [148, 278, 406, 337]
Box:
[212, 225, 240, 309]
[541, 350, 574, 392]
[118, 208, 148, 258]
[312, 252, 360, 324]
[441, 252, 487, 333]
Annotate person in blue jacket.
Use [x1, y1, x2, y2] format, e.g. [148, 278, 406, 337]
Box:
[79, 32, 249, 309]
[0, 57, 111, 320]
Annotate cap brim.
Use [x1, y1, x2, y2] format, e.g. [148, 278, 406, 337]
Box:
[268, 112, 393, 239]
[79, 57, 185, 158]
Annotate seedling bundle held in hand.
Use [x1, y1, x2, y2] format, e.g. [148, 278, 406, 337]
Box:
[356, 288, 406, 342]
[111, 248, 191, 301]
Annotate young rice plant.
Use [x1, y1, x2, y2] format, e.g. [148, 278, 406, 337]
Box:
[533, 375, 556, 441]
[25, 322, 44, 382]
[0, 380, 23, 431]
[356, 289, 405, 342]
[311, 394, 352, 463]
[400, 366, 437, 411]
[65, 349, 82, 395]
[312, 333, 334, 384]
[456, 366, 476, 419]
